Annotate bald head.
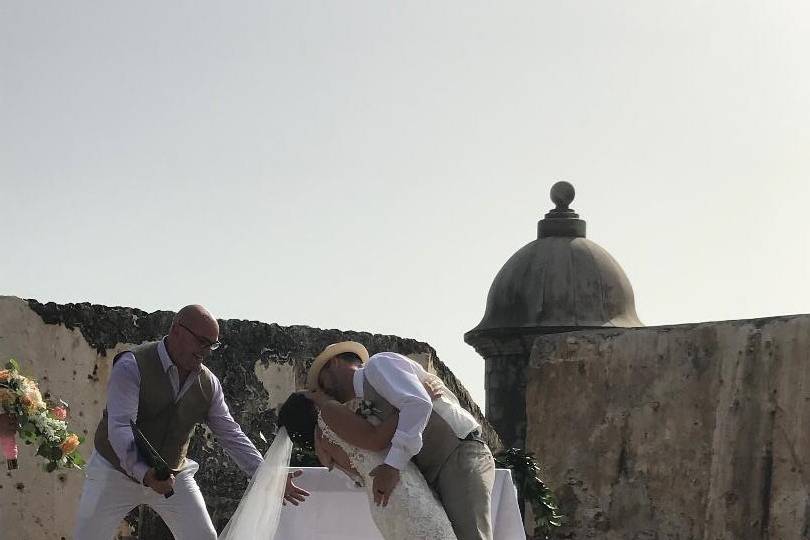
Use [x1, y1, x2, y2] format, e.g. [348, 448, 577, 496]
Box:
[174, 304, 218, 331]
[166, 304, 220, 373]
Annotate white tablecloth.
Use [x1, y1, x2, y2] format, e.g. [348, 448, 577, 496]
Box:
[275, 467, 525, 539]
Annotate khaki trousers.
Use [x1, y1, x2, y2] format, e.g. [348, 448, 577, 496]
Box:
[433, 439, 496, 540]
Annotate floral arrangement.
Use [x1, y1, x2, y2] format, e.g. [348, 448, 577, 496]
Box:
[354, 400, 382, 420]
[0, 359, 85, 472]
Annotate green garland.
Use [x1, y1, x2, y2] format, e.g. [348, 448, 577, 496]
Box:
[494, 448, 563, 539]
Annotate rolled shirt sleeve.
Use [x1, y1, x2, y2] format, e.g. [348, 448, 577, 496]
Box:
[106, 353, 151, 483]
[205, 376, 263, 477]
[362, 352, 433, 470]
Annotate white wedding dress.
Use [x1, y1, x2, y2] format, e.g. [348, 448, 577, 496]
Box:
[219, 412, 458, 540]
[317, 409, 457, 540]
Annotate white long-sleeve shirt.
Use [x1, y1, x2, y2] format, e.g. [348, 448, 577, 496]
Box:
[352, 352, 480, 470]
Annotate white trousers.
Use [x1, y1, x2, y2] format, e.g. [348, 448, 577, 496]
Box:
[74, 452, 216, 540]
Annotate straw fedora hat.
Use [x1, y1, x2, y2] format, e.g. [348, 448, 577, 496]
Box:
[306, 341, 369, 391]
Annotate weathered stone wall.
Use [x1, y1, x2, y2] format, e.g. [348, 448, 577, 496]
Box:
[0, 296, 497, 540]
[525, 315, 810, 539]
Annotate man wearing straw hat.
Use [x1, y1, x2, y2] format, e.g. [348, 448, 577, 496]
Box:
[305, 341, 495, 540]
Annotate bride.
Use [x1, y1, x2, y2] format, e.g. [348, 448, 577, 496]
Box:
[219, 390, 457, 540]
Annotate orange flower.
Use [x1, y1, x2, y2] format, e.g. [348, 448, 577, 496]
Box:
[60, 434, 80, 454]
[0, 369, 10, 382]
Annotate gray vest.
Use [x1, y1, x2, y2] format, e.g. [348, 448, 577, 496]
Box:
[364, 378, 466, 485]
[94, 341, 215, 479]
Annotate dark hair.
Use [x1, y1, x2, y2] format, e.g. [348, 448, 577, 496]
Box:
[277, 393, 317, 448]
[335, 352, 363, 365]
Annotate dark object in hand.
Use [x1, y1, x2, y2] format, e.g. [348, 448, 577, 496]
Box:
[130, 420, 180, 498]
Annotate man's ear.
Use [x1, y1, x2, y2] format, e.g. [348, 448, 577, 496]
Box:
[167, 323, 180, 341]
[318, 359, 333, 388]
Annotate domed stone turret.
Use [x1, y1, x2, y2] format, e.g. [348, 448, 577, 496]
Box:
[465, 182, 642, 447]
[467, 181, 641, 337]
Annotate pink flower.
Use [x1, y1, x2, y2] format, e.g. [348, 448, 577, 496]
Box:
[51, 406, 68, 421]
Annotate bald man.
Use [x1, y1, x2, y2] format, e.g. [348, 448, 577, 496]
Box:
[74, 305, 309, 540]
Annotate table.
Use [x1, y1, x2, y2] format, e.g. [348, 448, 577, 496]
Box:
[274, 467, 525, 539]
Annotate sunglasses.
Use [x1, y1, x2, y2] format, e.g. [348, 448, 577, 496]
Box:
[178, 323, 221, 351]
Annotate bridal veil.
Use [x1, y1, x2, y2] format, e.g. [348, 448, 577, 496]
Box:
[218, 427, 293, 540]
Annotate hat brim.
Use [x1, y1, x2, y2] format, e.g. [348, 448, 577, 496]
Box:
[306, 341, 369, 391]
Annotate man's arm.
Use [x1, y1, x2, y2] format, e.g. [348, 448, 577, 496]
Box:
[363, 352, 433, 470]
[205, 376, 264, 476]
[106, 353, 151, 483]
[205, 378, 310, 505]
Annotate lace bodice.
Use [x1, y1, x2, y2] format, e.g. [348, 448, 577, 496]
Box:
[317, 406, 457, 540]
[318, 406, 382, 479]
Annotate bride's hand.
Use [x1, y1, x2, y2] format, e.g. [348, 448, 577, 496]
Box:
[422, 378, 445, 400]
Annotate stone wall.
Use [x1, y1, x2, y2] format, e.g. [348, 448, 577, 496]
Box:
[525, 315, 810, 539]
[0, 296, 497, 539]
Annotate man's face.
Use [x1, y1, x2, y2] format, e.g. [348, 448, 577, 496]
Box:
[318, 359, 340, 396]
[170, 319, 219, 372]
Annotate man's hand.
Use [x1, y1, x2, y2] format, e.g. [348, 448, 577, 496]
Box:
[369, 464, 400, 507]
[143, 468, 175, 496]
[0, 414, 17, 437]
[283, 470, 310, 506]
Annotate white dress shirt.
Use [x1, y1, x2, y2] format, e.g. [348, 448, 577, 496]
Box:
[353, 352, 480, 470]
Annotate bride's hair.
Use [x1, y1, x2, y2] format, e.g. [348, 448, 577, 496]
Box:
[277, 392, 317, 448]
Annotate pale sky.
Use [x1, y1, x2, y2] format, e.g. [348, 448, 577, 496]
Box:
[2, 2, 809, 407]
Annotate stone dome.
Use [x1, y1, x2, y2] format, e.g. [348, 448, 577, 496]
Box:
[466, 182, 642, 339]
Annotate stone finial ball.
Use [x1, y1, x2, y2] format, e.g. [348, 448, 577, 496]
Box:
[550, 181, 575, 208]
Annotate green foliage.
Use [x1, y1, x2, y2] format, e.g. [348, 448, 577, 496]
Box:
[495, 448, 564, 539]
[289, 441, 321, 467]
[72, 450, 87, 468]
[37, 441, 63, 461]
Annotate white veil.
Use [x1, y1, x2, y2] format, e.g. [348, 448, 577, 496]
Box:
[218, 427, 293, 540]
